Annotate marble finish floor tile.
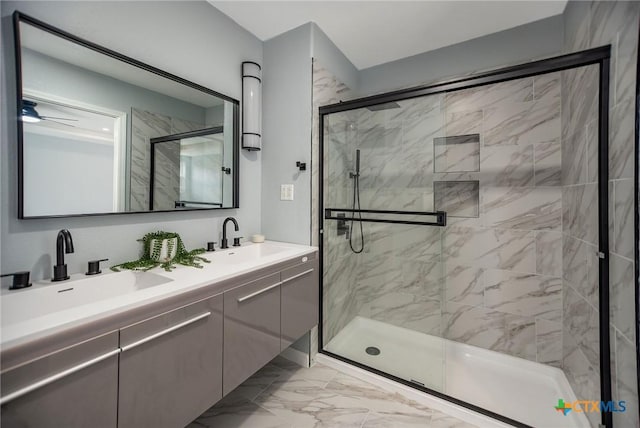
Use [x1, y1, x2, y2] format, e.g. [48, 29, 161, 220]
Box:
[190, 356, 479, 428]
[362, 410, 432, 428]
[323, 372, 434, 416]
[188, 394, 290, 428]
[231, 363, 287, 401]
[430, 411, 481, 428]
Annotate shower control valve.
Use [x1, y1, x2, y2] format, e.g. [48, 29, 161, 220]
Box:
[336, 213, 349, 237]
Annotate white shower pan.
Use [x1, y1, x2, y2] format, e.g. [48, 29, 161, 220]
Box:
[325, 316, 589, 428]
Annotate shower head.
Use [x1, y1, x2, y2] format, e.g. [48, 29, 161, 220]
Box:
[366, 102, 401, 112]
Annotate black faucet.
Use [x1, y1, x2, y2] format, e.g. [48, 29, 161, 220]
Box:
[52, 229, 74, 282]
[220, 217, 239, 249]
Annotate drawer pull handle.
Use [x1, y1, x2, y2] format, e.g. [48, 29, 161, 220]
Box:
[237, 282, 281, 303]
[0, 348, 121, 405]
[281, 268, 314, 285]
[121, 312, 211, 352]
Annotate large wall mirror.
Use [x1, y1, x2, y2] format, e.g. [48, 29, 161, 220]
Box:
[14, 12, 239, 218]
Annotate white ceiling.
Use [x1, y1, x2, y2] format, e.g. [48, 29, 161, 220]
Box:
[211, 1, 567, 70]
[24, 97, 116, 145]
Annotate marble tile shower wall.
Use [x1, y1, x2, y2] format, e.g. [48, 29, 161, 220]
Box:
[563, 2, 639, 428]
[130, 108, 205, 211]
[559, 63, 601, 428]
[312, 60, 358, 348]
[153, 141, 181, 210]
[321, 117, 360, 344]
[343, 74, 564, 367]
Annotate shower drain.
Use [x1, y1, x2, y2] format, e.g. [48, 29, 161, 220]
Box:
[365, 346, 381, 356]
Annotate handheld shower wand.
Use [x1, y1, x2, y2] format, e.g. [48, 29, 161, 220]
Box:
[349, 149, 364, 253]
[349, 150, 360, 178]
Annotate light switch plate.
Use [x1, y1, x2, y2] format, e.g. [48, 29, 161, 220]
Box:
[280, 184, 294, 201]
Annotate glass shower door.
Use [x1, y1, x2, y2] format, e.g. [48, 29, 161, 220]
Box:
[321, 94, 448, 391]
[320, 63, 605, 428]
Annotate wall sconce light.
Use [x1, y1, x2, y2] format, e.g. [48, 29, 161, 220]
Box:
[241, 61, 261, 151]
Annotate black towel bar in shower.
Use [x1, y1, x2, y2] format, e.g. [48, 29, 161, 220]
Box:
[324, 208, 447, 227]
[175, 201, 223, 208]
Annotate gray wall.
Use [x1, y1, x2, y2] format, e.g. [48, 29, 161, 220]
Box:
[261, 23, 313, 245]
[358, 15, 564, 95]
[1, 1, 262, 282]
[261, 22, 360, 245]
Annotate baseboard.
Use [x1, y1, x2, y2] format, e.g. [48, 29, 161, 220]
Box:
[280, 346, 310, 368]
[316, 353, 512, 428]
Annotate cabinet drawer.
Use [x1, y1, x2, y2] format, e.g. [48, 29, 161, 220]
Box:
[223, 273, 281, 395]
[1, 331, 119, 428]
[281, 260, 319, 350]
[118, 294, 223, 428]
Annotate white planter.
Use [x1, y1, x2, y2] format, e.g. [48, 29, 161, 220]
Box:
[149, 237, 178, 262]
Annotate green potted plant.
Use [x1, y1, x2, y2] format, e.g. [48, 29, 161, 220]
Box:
[149, 233, 178, 262]
[111, 231, 210, 272]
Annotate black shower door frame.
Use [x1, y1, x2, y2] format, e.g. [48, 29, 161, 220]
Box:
[318, 46, 612, 428]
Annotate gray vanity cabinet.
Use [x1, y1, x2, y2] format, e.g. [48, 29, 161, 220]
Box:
[223, 272, 282, 395]
[117, 294, 223, 428]
[0, 331, 120, 428]
[0, 250, 319, 428]
[280, 260, 319, 350]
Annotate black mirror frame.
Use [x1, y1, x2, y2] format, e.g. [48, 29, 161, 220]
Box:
[13, 11, 240, 219]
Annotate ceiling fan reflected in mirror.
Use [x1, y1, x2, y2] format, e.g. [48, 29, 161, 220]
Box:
[21, 100, 78, 127]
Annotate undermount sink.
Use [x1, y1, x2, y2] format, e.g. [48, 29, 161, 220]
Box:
[214, 243, 291, 265]
[1, 271, 172, 324]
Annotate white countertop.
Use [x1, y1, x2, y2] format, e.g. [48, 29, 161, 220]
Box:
[0, 241, 317, 351]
